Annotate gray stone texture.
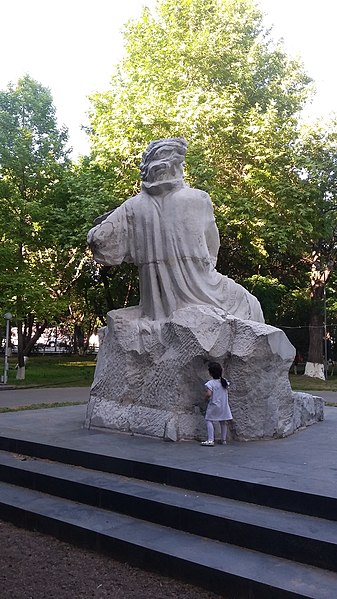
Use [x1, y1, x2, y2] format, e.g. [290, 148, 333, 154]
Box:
[86, 137, 323, 440]
[85, 305, 323, 441]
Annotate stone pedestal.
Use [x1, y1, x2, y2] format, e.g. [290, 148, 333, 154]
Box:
[85, 305, 323, 441]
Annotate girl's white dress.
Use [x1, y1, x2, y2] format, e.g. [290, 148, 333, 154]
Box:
[205, 379, 232, 421]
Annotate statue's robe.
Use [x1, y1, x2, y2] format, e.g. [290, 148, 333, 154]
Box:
[87, 181, 264, 323]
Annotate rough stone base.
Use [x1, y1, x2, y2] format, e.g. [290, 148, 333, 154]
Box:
[85, 305, 324, 441]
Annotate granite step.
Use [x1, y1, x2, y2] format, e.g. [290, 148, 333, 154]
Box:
[0, 435, 336, 521]
[1, 481, 337, 599]
[0, 450, 336, 572]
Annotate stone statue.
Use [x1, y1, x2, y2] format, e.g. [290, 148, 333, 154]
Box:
[87, 137, 264, 323]
[85, 138, 323, 442]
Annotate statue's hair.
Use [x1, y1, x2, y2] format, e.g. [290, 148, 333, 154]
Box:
[140, 137, 187, 180]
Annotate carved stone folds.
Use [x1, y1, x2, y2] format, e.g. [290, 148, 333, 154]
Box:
[85, 305, 324, 441]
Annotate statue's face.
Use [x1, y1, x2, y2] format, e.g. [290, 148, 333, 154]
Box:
[144, 145, 184, 183]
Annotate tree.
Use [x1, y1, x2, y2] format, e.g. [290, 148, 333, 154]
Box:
[0, 75, 70, 378]
[87, 0, 313, 293]
[295, 121, 337, 378]
[84, 0, 337, 377]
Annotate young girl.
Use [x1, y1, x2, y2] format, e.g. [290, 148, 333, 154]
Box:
[201, 362, 233, 446]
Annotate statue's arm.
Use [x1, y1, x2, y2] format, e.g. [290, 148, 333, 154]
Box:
[92, 209, 116, 226]
[87, 205, 131, 265]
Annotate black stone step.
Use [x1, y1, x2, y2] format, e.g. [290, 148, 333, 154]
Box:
[1, 482, 337, 599]
[0, 435, 336, 522]
[0, 450, 336, 573]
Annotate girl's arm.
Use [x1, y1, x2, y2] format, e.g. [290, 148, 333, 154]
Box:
[205, 388, 212, 400]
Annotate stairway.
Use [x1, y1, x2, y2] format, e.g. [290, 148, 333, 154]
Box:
[0, 434, 336, 598]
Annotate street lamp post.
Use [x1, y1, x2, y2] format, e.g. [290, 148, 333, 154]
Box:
[324, 288, 328, 380]
[3, 312, 12, 385]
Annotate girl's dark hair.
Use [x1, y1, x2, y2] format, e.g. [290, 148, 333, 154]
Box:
[208, 362, 228, 389]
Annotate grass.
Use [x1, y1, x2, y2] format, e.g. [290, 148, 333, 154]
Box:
[289, 374, 337, 392]
[4, 354, 337, 394]
[5, 355, 96, 388]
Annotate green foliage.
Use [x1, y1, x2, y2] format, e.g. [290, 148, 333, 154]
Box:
[52, 158, 141, 323]
[0, 75, 68, 183]
[3, 3, 336, 368]
[0, 75, 70, 324]
[244, 275, 287, 324]
[296, 120, 337, 249]
[88, 0, 313, 279]
[244, 274, 312, 352]
[292, 120, 337, 364]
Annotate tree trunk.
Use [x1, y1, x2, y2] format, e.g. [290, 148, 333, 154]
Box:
[83, 318, 95, 353]
[23, 313, 34, 350]
[74, 324, 85, 355]
[307, 292, 324, 362]
[101, 266, 115, 312]
[305, 251, 329, 380]
[24, 320, 48, 356]
[16, 320, 26, 380]
[16, 241, 26, 379]
[305, 308, 324, 379]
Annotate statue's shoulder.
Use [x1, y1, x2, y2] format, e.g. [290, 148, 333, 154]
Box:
[122, 193, 143, 209]
[126, 192, 142, 202]
[176, 186, 212, 205]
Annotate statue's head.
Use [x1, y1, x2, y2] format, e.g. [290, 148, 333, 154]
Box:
[140, 137, 187, 184]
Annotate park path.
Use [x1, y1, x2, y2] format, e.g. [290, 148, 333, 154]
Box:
[0, 386, 90, 408]
[0, 385, 335, 409]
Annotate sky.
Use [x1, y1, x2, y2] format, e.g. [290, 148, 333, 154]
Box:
[1, 0, 337, 157]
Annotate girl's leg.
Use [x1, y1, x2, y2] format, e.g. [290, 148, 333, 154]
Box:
[206, 420, 215, 442]
[219, 421, 227, 443]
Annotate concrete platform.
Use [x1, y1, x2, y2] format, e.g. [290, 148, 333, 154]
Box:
[1, 396, 337, 598]
[0, 399, 336, 500]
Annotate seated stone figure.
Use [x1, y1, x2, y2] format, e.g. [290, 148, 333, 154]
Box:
[87, 137, 264, 323]
[85, 138, 323, 442]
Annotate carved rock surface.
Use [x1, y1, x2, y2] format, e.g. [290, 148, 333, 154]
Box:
[85, 305, 324, 441]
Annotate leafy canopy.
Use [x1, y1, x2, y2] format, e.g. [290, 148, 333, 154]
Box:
[0, 75, 70, 322]
[88, 0, 313, 277]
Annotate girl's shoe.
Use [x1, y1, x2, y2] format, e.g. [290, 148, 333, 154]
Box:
[200, 440, 214, 446]
[219, 440, 227, 445]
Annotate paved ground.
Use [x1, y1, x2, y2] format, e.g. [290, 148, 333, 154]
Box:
[0, 385, 335, 407]
[0, 393, 336, 498]
[0, 391, 227, 599]
[0, 387, 336, 599]
[306, 389, 337, 403]
[0, 386, 89, 407]
[0, 385, 336, 499]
